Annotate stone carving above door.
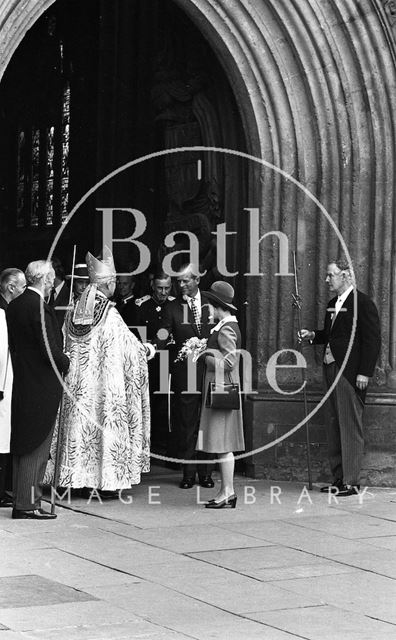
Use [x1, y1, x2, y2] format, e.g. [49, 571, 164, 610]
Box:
[381, 0, 396, 38]
[151, 31, 223, 275]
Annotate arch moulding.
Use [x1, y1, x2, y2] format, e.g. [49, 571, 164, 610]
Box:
[1, 0, 396, 391]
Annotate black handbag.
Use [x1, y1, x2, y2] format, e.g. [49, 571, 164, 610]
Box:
[206, 381, 240, 410]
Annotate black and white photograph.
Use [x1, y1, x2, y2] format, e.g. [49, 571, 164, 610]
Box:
[0, 1, 395, 638]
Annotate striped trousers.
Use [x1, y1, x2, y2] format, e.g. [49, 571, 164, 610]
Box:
[12, 427, 54, 511]
[323, 363, 365, 486]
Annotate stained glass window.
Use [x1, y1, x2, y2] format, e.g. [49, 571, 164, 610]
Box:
[15, 33, 70, 228]
[46, 125, 55, 225]
[31, 127, 40, 227]
[60, 81, 70, 223]
[16, 129, 25, 228]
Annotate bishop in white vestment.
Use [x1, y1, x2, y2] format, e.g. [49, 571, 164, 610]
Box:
[45, 247, 150, 491]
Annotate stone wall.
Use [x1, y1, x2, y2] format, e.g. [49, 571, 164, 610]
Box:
[1, 0, 395, 483]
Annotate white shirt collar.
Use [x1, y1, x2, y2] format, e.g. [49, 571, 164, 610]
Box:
[54, 281, 65, 297]
[28, 286, 44, 300]
[210, 315, 238, 334]
[338, 285, 354, 305]
[184, 290, 201, 307]
[121, 294, 135, 304]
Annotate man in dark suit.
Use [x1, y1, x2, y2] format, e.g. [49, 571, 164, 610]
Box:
[115, 275, 137, 328]
[7, 260, 69, 519]
[0, 267, 26, 508]
[300, 259, 381, 496]
[159, 264, 214, 489]
[134, 271, 174, 455]
[48, 257, 70, 328]
[0, 268, 26, 312]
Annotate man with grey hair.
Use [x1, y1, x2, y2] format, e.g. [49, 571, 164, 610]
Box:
[7, 260, 69, 519]
[300, 258, 381, 496]
[0, 267, 26, 508]
[0, 268, 26, 311]
[159, 263, 214, 489]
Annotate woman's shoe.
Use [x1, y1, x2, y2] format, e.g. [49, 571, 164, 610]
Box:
[205, 494, 237, 509]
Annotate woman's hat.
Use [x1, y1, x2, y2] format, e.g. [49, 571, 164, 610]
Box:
[203, 281, 237, 311]
[66, 264, 89, 280]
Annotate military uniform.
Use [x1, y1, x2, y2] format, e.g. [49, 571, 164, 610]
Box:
[116, 294, 137, 330]
[135, 295, 175, 455]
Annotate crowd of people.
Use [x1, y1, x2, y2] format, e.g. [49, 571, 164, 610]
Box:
[0, 251, 245, 519]
[0, 251, 381, 519]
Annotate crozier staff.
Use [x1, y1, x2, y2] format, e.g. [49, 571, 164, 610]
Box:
[45, 246, 151, 497]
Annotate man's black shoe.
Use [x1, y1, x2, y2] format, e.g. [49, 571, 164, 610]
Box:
[12, 508, 57, 520]
[320, 479, 343, 493]
[179, 477, 195, 489]
[337, 484, 360, 497]
[199, 476, 214, 488]
[0, 495, 13, 508]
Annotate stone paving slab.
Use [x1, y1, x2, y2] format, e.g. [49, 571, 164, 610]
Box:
[0, 601, 141, 633]
[361, 535, 396, 550]
[188, 545, 339, 572]
[284, 512, 396, 539]
[95, 522, 273, 553]
[173, 618, 306, 639]
[216, 519, 379, 557]
[0, 549, 142, 589]
[330, 547, 396, 580]
[86, 575, 321, 619]
[19, 621, 193, 640]
[247, 604, 396, 639]
[0, 575, 95, 609]
[85, 581, 250, 634]
[269, 572, 396, 624]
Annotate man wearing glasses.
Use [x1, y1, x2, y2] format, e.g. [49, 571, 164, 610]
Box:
[300, 259, 381, 496]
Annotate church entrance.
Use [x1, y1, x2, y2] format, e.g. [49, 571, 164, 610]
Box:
[0, 0, 250, 474]
[0, 0, 248, 295]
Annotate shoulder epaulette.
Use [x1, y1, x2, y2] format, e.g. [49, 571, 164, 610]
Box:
[135, 295, 151, 307]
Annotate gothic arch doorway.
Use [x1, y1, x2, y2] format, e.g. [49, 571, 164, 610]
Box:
[2, 0, 396, 481]
[0, 0, 249, 288]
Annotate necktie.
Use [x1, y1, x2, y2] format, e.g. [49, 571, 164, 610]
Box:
[190, 297, 201, 334]
[48, 288, 56, 305]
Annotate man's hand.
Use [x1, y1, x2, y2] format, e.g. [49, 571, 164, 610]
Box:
[298, 329, 315, 343]
[143, 343, 156, 361]
[356, 374, 369, 390]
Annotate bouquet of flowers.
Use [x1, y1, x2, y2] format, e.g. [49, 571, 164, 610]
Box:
[174, 337, 208, 363]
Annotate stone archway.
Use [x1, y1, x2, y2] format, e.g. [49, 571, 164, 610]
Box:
[1, 0, 396, 482]
[1, 0, 395, 382]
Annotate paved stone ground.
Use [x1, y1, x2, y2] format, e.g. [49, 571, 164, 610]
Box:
[1, 465, 396, 639]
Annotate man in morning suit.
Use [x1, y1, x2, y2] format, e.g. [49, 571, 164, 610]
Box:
[134, 271, 174, 455]
[300, 258, 381, 496]
[48, 256, 70, 328]
[0, 268, 26, 312]
[7, 260, 69, 519]
[0, 268, 26, 508]
[159, 264, 214, 489]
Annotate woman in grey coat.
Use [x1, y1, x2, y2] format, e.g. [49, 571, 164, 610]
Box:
[196, 281, 244, 509]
